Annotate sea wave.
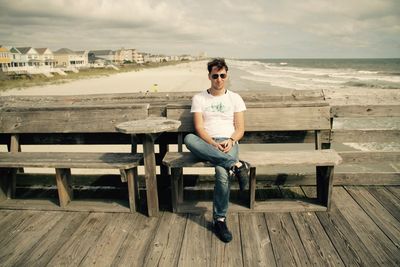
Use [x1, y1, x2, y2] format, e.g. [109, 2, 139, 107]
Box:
[229, 59, 400, 90]
[343, 80, 400, 89]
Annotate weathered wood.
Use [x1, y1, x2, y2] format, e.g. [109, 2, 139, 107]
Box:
[331, 104, 400, 117]
[316, 166, 334, 210]
[12, 212, 88, 267]
[0, 168, 11, 201]
[345, 186, 400, 248]
[46, 213, 109, 266]
[111, 214, 160, 266]
[334, 172, 400, 185]
[0, 211, 64, 266]
[0, 90, 325, 108]
[115, 117, 181, 134]
[0, 104, 149, 133]
[265, 213, 311, 266]
[143, 212, 187, 266]
[332, 129, 400, 142]
[339, 151, 400, 164]
[80, 213, 138, 266]
[163, 150, 342, 168]
[175, 199, 326, 213]
[124, 168, 137, 213]
[7, 134, 20, 198]
[368, 187, 400, 221]
[55, 168, 73, 208]
[291, 212, 344, 266]
[332, 187, 400, 265]
[0, 130, 327, 145]
[314, 202, 381, 266]
[142, 134, 159, 217]
[0, 152, 142, 169]
[240, 213, 276, 266]
[0, 186, 399, 266]
[178, 214, 211, 266]
[167, 104, 331, 132]
[171, 168, 183, 213]
[249, 167, 256, 209]
[0, 198, 131, 213]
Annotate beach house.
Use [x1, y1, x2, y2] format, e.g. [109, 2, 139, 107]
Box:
[17, 47, 41, 68]
[36, 48, 56, 69]
[54, 48, 88, 71]
[0, 46, 12, 72]
[115, 48, 133, 64]
[132, 49, 144, 64]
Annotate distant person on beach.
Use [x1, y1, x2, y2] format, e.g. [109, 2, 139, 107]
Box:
[184, 58, 250, 243]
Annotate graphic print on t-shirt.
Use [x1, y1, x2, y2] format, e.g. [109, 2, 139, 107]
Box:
[205, 102, 232, 113]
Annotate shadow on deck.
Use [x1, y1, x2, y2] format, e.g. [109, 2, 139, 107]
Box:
[0, 186, 399, 266]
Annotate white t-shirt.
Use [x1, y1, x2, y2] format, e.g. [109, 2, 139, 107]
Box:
[191, 90, 246, 138]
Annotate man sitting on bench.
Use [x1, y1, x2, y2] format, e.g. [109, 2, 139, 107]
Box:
[184, 58, 250, 243]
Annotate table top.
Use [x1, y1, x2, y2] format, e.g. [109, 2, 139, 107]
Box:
[115, 117, 181, 134]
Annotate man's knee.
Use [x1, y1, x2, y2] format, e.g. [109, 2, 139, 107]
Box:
[215, 167, 230, 184]
[184, 133, 197, 148]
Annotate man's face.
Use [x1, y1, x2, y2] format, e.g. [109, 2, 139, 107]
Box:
[209, 66, 227, 91]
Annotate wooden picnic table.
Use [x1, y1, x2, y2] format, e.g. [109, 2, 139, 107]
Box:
[116, 117, 181, 216]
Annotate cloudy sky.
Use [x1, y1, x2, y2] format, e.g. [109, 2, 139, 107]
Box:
[1, 0, 399, 58]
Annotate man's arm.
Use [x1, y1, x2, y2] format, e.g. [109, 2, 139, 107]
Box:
[220, 111, 245, 152]
[193, 112, 224, 151]
[231, 111, 245, 142]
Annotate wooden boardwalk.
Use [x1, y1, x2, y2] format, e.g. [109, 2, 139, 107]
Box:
[0, 186, 399, 266]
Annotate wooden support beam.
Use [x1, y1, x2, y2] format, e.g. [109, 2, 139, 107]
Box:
[316, 166, 334, 210]
[55, 168, 73, 208]
[249, 167, 256, 209]
[171, 168, 183, 213]
[124, 168, 136, 213]
[142, 134, 159, 217]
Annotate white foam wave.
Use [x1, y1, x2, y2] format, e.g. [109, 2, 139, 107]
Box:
[229, 59, 400, 90]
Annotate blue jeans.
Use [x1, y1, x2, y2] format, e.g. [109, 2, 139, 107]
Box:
[184, 133, 239, 220]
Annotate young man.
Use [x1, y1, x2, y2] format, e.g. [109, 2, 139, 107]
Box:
[184, 58, 250, 243]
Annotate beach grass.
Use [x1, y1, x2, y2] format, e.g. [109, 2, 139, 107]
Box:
[0, 60, 190, 92]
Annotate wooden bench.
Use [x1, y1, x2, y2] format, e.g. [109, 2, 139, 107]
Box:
[0, 102, 149, 213]
[163, 101, 342, 213]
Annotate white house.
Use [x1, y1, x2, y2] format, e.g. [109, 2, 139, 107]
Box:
[54, 48, 88, 70]
[17, 47, 41, 68]
[36, 48, 56, 69]
[115, 48, 133, 64]
[132, 49, 144, 64]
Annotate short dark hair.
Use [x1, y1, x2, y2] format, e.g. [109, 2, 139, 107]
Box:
[207, 58, 228, 73]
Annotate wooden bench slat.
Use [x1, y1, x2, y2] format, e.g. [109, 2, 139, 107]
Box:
[0, 104, 149, 133]
[167, 105, 331, 132]
[163, 150, 342, 168]
[0, 152, 142, 169]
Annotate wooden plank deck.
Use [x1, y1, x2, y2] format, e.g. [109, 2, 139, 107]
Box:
[0, 186, 399, 266]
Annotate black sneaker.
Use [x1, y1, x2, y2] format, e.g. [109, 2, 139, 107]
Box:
[214, 219, 233, 243]
[234, 160, 250, 191]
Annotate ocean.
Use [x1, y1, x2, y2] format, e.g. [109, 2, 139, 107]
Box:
[226, 58, 400, 154]
[228, 58, 400, 91]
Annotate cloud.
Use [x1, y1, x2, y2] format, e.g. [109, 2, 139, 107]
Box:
[0, 0, 399, 58]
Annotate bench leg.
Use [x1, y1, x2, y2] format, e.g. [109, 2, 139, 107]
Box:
[55, 168, 73, 208]
[249, 167, 256, 209]
[0, 168, 17, 200]
[124, 168, 137, 213]
[171, 167, 183, 213]
[316, 166, 334, 211]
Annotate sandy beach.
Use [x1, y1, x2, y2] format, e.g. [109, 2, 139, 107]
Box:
[1, 61, 211, 96]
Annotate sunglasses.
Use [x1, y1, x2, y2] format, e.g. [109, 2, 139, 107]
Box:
[211, 73, 227, 79]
